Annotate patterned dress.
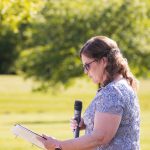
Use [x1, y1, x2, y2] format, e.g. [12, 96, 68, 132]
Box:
[83, 79, 140, 150]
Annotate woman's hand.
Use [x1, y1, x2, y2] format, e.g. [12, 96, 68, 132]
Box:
[37, 134, 60, 150]
[70, 117, 86, 131]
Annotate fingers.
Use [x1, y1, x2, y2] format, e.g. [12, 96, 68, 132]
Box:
[70, 117, 84, 132]
[36, 134, 46, 143]
[37, 134, 57, 150]
[70, 118, 78, 131]
[79, 121, 83, 127]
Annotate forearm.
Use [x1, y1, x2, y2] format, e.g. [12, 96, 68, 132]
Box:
[59, 132, 104, 150]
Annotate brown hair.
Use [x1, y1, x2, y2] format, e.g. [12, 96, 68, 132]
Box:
[80, 36, 138, 91]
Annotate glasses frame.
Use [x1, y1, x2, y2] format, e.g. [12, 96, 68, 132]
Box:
[83, 60, 97, 72]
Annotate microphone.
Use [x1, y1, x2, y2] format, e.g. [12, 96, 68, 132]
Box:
[74, 100, 82, 138]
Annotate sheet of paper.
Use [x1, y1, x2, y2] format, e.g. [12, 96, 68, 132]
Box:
[12, 124, 46, 149]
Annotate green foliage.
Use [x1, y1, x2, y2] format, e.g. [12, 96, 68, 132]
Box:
[0, 29, 18, 73]
[0, 0, 150, 87]
[0, 0, 45, 73]
[17, 0, 150, 87]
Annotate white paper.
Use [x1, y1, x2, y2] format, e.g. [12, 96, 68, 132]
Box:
[12, 124, 46, 149]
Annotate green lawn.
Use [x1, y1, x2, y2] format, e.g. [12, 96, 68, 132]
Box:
[0, 75, 150, 150]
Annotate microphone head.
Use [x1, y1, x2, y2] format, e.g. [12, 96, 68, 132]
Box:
[74, 100, 82, 111]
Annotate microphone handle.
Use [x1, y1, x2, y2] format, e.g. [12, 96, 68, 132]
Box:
[74, 117, 81, 138]
[74, 126, 80, 138]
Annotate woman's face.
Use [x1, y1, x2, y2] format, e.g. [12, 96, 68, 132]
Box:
[81, 54, 107, 84]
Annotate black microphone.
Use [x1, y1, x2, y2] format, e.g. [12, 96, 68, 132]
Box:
[74, 100, 82, 138]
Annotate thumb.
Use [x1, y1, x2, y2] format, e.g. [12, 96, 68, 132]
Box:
[79, 121, 82, 127]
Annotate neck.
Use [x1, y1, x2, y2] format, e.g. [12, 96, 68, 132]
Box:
[101, 74, 123, 87]
[114, 74, 123, 82]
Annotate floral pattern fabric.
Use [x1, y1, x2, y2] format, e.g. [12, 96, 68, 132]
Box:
[83, 79, 140, 150]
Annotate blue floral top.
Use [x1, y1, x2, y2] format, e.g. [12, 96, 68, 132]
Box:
[83, 79, 140, 150]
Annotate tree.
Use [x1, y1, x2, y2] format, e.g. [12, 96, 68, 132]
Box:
[17, 0, 150, 89]
[0, 0, 148, 88]
[0, 0, 45, 73]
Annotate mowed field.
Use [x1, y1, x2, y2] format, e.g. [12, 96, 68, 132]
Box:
[0, 75, 150, 150]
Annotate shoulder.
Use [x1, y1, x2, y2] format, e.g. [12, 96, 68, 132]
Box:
[94, 79, 132, 115]
[98, 79, 134, 99]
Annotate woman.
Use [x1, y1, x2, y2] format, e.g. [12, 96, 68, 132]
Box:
[38, 36, 140, 150]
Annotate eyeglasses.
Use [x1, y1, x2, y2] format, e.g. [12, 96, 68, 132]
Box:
[83, 60, 97, 72]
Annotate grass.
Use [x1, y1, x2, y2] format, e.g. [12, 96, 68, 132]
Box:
[0, 75, 150, 150]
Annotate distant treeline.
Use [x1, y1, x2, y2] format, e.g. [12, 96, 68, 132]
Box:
[0, 0, 150, 87]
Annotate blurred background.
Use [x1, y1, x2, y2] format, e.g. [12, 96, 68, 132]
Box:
[0, 0, 150, 149]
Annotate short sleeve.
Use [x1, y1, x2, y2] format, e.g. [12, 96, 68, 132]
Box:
[95, 85, 124, 115]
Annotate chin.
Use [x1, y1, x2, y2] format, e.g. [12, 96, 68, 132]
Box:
[93, 79, 99, 84]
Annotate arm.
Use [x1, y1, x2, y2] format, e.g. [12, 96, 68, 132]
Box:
[40, 112, 121, 150]
[39, 86, 124, 150]
[60, 112, 121, 150]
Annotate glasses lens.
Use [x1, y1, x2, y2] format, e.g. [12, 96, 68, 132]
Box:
[83, 60, 96, 72]
[83, 62, 93, 72]
[85, 64, 89, 71]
